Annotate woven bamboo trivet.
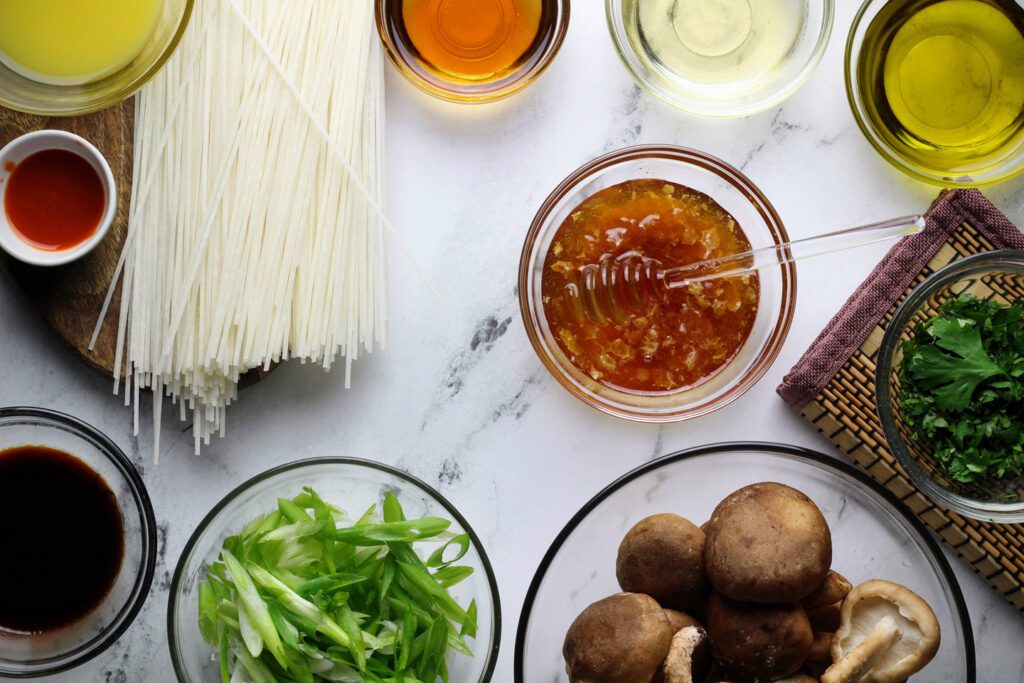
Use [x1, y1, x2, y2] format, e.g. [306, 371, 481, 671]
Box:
[778, 189, 1024, 612]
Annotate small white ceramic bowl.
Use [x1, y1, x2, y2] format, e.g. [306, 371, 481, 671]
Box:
[0, 130, 116, 267]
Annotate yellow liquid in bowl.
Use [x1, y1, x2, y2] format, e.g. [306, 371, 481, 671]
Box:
[0, 0, 162, 86]
[623, 0, 808, 89]
[857, 0, 1024, 182]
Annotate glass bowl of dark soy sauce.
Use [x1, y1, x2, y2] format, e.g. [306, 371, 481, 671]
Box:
[0, 407, 156, 677]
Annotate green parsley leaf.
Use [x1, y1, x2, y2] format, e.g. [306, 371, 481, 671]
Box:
[898, 293, 1024, 483]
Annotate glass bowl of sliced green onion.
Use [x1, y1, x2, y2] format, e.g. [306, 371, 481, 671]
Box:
[168, 458, 500, 682]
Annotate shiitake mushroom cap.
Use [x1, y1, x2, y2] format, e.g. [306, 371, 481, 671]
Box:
[704, 483, 832, 603]
[617, 513, 709, 611]
[663, 609, 703, 633]
[705, 592, 814, 682]
[563, 592, 673, 683]
[801, 571, 853, 610]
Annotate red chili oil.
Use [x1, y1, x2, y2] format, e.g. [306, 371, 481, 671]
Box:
[3, 149, 105, 251]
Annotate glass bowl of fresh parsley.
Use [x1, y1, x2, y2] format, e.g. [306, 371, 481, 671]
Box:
[877, 250, 1024, 523]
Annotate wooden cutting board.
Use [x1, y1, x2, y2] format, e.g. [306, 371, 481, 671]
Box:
[0, 101, 134, 378]
[0, 102, 271, 386]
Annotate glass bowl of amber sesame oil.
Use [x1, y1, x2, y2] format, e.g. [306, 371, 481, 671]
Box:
[847, 0, 1024, 186]
[376, 0, 569, 102]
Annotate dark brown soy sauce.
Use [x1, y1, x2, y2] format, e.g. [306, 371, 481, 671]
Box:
[0, 446, 124, 634]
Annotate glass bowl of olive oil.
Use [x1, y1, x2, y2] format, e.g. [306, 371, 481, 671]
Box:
[0, 0, 193, 117]
[606, 0, 835, 117]
[847, 0, 1024, 187]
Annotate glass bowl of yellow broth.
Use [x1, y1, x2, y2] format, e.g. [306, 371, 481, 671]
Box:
[0, 0, 193, 117]
[847, 0, 1024, 187]
[606, 0, 834, 117]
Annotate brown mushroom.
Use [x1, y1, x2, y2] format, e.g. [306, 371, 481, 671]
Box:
[801, 571, 853, 610]
[804, 632, 834, 677]
[823, 617, 901, 683]
[563, 592, 673, 683]
[825, 580, 941, 683]
[705, 592, 814, 681]
[655, 625, 712, 683]
[663, 609, 703, 633]
[617, 513, 709, 611]
[704, 483, 832, 603]
[806, 601, 843, 632]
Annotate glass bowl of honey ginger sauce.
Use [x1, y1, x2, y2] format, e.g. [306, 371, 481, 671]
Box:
[375, 0, 569, 102]
[519, 146, 797, 422]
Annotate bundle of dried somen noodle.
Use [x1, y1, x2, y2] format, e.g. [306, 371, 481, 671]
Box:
[95, 0, 387, 454]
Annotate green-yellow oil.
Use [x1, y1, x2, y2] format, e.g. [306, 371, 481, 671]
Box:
[857, 0, 1024, 181]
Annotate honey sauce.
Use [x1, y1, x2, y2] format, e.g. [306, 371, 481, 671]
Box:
[542, 180, 759, 394]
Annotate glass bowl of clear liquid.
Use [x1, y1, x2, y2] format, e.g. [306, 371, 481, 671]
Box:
[607, 0, 834, 117]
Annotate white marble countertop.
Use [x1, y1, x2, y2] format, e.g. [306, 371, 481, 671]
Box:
[3, 2, 1023, 681]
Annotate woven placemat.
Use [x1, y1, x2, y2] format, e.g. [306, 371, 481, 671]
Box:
[777, 189, 1024, 612]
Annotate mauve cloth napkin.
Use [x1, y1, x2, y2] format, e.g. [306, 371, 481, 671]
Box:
[777, 189, 1024, 410]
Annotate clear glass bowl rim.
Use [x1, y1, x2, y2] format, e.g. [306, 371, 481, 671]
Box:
[167, 456, 502, 682]
[843, 0, 1024, 188]
[605, 0, 836, 117]
[0, 406, 158, 678]
[374, 0, 570, 104]
[512, 440, 977, 682]
[876, 249, 1024, 523]
[517, 144, 797, 423]
[0, 0, 195, 117]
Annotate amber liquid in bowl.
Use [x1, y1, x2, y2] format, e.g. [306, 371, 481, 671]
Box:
[402, 0, 541, 81]
[378, 0, 565, 100]
[541, 179, 760, 394]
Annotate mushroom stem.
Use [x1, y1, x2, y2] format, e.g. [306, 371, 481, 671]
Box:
[661, 626, 708, 683]
[822, 616, 902, 683]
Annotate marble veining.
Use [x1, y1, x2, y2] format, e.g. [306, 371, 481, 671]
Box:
[2, 2, 1023, 681]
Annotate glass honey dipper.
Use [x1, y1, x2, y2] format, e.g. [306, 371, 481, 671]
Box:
[565, 214, 926, 324]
